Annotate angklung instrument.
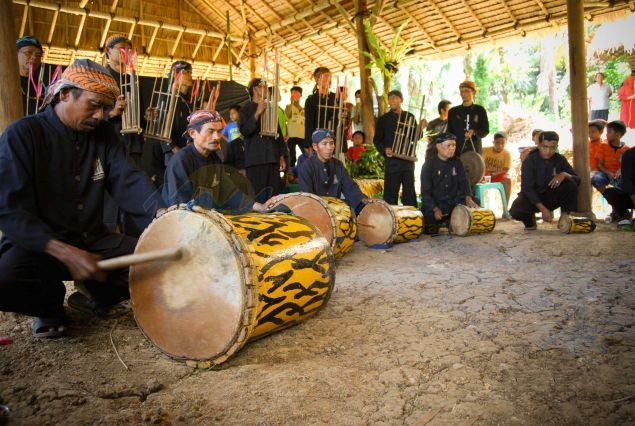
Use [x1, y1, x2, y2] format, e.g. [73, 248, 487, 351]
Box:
[391, 92, 426, 162]
[260, 49, 280, 138]
[144, 64, 182, 143]
[118, 48, 142, 134]
[315, 73, 348, 156]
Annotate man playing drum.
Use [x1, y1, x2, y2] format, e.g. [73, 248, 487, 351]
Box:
[420, 132, 479, 234]
[295, 128, 367, 215]
[373, 90, 418, 207]
[0, 59, 163, 338]
[509, 131, 580, 230]
[163, 109, 269, 213]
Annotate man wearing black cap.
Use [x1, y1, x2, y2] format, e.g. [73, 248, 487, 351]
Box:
[238, 78, 288, 202]
[296, 128, 366, 214]
[373, 89, 418, 207]
[420, 132, 479, 234]
[142, 60, 194, 188]
[446, 80, 489, 155]
[16, 36, 52, 116]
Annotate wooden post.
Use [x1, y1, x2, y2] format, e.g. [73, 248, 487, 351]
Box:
[0, 0, 24, 132]
[248, 36, 256, 81]
[566, 0, 591, 213]
[354, 0, 376, 142]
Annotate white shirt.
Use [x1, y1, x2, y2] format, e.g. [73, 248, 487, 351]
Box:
[588, 82, 612, 110]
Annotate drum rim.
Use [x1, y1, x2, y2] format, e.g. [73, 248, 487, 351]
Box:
[273, 192, 339, 246]
[358, 198, 398, 246]
[130, 207, 258, 362]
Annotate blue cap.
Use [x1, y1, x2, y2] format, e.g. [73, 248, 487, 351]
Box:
[312, 128, 335, 144]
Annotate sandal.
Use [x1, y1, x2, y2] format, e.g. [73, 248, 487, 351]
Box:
[31, 317, 68, 338]
[67, 292, 130, 319]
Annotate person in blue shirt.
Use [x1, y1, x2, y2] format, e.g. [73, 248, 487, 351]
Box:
[221, 104, 242, 142]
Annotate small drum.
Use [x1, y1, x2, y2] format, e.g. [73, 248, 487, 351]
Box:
[357, 199, 423, 247]
[270, 192, 357, 259]
[129, 207, 335, 363]
[450, 205, 496, 236]
[558, 213, 596, 234]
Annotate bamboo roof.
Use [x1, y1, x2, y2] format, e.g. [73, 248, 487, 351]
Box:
[12, 0, 635, 86]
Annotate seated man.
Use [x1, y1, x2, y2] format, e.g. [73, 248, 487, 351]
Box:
[295, 128, 367, 215]
[420, 132, 479, 234]
[509, 131, 580, 230]
[603, 143, 634, 226]
[592, 120, 629, 196]
[482, 131, 512, 208]
[0, 59, 163, 338]
[163, 110, 267, 213]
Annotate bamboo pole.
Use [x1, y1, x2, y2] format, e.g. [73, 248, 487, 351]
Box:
[566, 0, 591, 213]
[0, 0, 24, 132]
[354, 0, 376, 141]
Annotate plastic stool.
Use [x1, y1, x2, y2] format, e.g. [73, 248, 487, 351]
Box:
[475, 182, 509, 218]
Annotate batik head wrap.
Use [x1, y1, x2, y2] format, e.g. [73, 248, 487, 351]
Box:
[40, 59, 120, 110]
[182, 110, 223, 137]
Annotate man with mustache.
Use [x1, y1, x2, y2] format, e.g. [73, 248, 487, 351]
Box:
[0, 59, 163, 338]
[163, 109, 268, 213]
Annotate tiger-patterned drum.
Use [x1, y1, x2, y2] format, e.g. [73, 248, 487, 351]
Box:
[450, 205, 496, 236]
[557, 213, 596, 234]
[129, 206, 335, 364]
[357, 199, 423, 247]
[270, 192, 357, 259]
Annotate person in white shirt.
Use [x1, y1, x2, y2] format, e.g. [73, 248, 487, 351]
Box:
[588, 72, 613, 120]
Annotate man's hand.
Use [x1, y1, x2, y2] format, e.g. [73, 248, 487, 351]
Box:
[549, 172, 568, 189]
[109, 95, 127, 118]
[45, 240, 106, 282]
[466, 196, 479, 209]
[433, 206, 443, 221]
[537, 204, 552, 223]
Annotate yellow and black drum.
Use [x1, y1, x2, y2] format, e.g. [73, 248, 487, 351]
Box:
[450, 205, 496, 236]
[129, 206, 335, 364]
[270, 192, 357, 259]
[354, 179, 384, 198]
[558, 213, 596, 234]
[357, 199, 423, 247]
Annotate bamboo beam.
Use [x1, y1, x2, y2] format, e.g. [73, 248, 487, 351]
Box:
[74, 10, 88, 49]
[169, 28, 185, 57]
[47, 5, 60, 44]
[567, 0, 591, 212]
[19, 2, 28, 37]
[191, 32, 207, 59]
[146, 26, 159, 55]
[100, 17, 113, 49]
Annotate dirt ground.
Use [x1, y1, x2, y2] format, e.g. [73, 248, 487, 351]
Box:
[1, 218, 634, 425]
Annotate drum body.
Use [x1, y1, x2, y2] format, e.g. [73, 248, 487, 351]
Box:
[450, 205, 495, 236]
[358, 200, 423, 247]
[129, 208, 335, 363]
[558, 213, 596, 234]
[271, 192, 357, 259]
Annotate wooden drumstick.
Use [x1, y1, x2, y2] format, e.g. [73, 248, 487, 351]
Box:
[357, 222, 376, 228]
[97, 247, 183, 270]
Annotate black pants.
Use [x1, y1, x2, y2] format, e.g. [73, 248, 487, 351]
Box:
[287, 137, 303, 167]
[509, 179, 578, 227]
[384, 169, 417, 207]
[603, 187, 634, 218]
[0, 235, 137, 318]
[246, 163, 282, 203]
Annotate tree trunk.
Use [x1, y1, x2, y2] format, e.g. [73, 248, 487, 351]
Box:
[0, 0, 23, 131]
[354, 0, 376, 141]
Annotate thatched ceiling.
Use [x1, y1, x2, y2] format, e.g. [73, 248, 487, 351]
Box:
[12, 0, 635, 87]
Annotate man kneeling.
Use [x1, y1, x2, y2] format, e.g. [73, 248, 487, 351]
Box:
[509, 131, 580, 230]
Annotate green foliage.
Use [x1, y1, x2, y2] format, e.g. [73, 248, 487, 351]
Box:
[346, 144, 385, 179]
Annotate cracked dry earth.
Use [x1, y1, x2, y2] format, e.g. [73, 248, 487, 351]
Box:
[1, 219, 634, 425]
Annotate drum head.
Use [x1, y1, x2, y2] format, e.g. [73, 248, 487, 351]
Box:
[450, 205, 470, 236]
[460, 151, 485, 186]
[130, 209, 255, 361]
[273, 193, 336, 245]
[357, 200, 396, 246]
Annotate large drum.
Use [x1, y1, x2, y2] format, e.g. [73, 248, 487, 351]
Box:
[450, 205, 496, 236]
[270, 192, 357, 259]
[558, 213, 596, 234]
[129, 207, 335, 364]
[357, 199, 423, 247]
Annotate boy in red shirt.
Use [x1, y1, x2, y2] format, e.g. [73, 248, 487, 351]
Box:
[592, 120, 629, 194]
[346, 131, 366, 162]
[588, 119, 606, 171]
